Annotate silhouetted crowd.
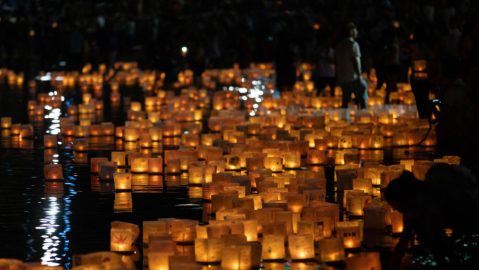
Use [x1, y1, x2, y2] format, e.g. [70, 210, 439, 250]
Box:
[1, 0, 479, 168]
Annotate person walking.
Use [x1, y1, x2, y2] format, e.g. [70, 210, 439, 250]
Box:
[335, 22, 367, 108]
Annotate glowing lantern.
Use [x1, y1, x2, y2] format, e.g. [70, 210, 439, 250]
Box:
[148, 157, 163, 174]
[73, 138, 88, 152]
[261, 234, 285, 260]
[264, 157, 283, 172]
[131, 157, 148, 173]
[110, 222, 139, 252]
[317, 238, 345, 262]
[44, 164, 64, 180]
[99, 162, 117, 180]
[352, 178, 373, 194]
[288, 234, 315, 260]
[147, 252, 170, 270]
[1, 117, 12, 129]
[221, 245, 253, 270]
[346, 192, 370, 216]
[345, 252, 381, 270]
[111, 152, 127, 167]
[165, 159, 181, 174]
[19, 124, 34, 139]
[284, 151, 301, 169]
[124, 127, 140, 141]
[390, 211, 404, 234]
[168, 219, 197, 243]
[336, 220, 363, 249]
[101, 122, 115, 136]
[43, 135, 57, 148]
[194, 238, 225, 263]
[188, 164, 204, 185]
[297, 221, 323, 242]
[114, 173, 132, 191]
[149, 127, 162, 141]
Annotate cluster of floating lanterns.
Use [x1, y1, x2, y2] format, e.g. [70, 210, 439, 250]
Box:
[0, 62, 458, 269]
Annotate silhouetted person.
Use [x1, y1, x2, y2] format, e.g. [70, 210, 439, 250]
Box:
[335, 22, 367, 108]
[316, 38, 335, 95]
[385, 165, 479, 269]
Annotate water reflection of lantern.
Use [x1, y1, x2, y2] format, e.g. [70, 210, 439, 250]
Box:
[317, 238, 345, 262]
[44, 164, 64, 180]
[288, 234, 314, 260]
[390, 211, 404, 234]
[90, 157, 109, 173]
[111, 151, 127, 167]
[114, 173, 132, 191]
[114, 192, 132, 212]
[336, 220, 363, 249]
[194, 238, 224, 263]
[345, 252, 381, 270]
[261, 234, 285, 260]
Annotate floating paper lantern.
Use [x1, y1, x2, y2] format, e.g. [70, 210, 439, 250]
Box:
[148, 157, 163, 174]
[19, 124, 34, 139]
[288, 234, 315, 260]
[43, 135, 57, 148]
[99, 162, 117, 180]
[264, 157, 283, 172]
[114, 173, 132, 191]
[346, 193, 371, 216]
[110, 227, 135, 252]
[111, 151, 127, 167]
[73, 138, 88, 152]
[44, 164, 64, 180]
[188, 164, 204, 185]
[1, 117, 12, 129]
[284, 151, 301, 169]
[390, 211, 404, 234]
[317, 238, 345, 262]
[297, 221, 323, 242]
[148, 252, 170, 270]
[261, 234, 285, 260]
[165, 159, 181, 174]
[124, 127, 140, 141]
[336, 220, 363, 249]
[149, 127, 162, 141]
[168, 219, 197, 243]
[131, 157, 148, 173]
[194, 238, 224, 263]
[221, 245, 253, 270]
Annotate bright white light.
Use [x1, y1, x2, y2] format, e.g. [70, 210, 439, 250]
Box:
[181, 46, 188, 55]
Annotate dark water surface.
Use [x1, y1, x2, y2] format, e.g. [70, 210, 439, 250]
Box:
[0, 81, 435, 268]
